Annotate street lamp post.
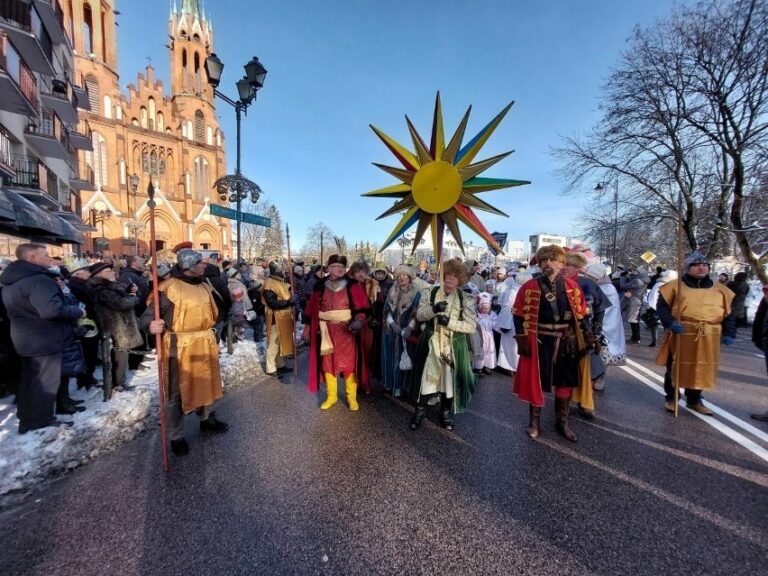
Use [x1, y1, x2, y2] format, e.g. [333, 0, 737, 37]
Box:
[595, 179, 619, 271]
[205, 53, 267, 262]
[129, 173, 140, 254]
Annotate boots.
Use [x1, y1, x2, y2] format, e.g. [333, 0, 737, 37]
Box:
[409, 405, 426, 430]
[555, 396, 578, 442]
[320, 373, 338, 410]
[526, 405, 541, 438]
[629, 322, 641, 343]
[440, 395, 454, 431]
[648, 324, 657, 347]
[345, 374, 359, 411]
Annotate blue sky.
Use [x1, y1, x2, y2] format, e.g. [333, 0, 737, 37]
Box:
[117, 0, 679, 250]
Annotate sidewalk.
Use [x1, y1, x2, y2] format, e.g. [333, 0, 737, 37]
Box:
[0, 340, 266, 504]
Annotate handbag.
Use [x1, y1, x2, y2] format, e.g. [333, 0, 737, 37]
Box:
[399, 335, 412, 370]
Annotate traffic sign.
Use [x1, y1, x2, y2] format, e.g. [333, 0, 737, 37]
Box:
[640, 251, 657, 263]
[209, 204, 271, 227]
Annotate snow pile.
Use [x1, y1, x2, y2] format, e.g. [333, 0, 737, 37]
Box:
[0, 339, 267, 502]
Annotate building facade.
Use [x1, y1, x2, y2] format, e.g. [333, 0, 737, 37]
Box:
[68, 0, 231, 256]
[0, 0, 92, 259]
[528, 233, 568, 257]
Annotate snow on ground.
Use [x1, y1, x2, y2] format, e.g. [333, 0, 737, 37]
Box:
[0, 339, 267, 503]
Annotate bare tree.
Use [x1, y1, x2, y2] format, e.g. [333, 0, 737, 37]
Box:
[301, 222, 338, 264]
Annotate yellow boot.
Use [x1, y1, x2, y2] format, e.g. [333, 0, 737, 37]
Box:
[345, 374, 359, 411]
[320, 373, 337, 410]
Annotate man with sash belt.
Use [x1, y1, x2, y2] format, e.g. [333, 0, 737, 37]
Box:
[144, 248, 229, 456]
[512, 245, 597, 442]
[303, 255, 370, 411]
[655, 251, 736, 415]
[261, 262, 295, 379]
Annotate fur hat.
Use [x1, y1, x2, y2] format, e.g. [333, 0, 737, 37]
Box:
[535, 244, 566, 264]
[478, 292, 492, 304]
[327, 254, 347, 267]
[172, 241, 193, 254]
[393, 264, 414, 280]
[444, 258, 470, 284]
[684, 251, 709, 269]
[88, 262, 113, 276]
[177, 248, 202, 271]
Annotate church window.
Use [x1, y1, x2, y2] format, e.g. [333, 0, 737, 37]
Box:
[119, 158, 126, 185]
[157, 112, 164, 132]
[193, 156, 209, 201]
[83, 3, 94, 54]
[187, 120, 193, 140]
[206, 126, 213, 146]
[103, 95, 112, 119]
[195, 111, 204, 143]
[182, 49, 187, 69]
[115, 105, 123, 121]
[67, 0, 74, 43]
[88, 132, 108, 188]
[181, 122, 187, 138]
[140, 107, 147, 129]
[131, 118, 138, 126]
[85, 74, 99, 113]
[100, 8, 107, 62]
[148, 97, 156, 130]
[194, 52, 200, 72]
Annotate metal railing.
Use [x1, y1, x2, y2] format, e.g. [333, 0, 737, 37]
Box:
[0, 0, 53, 63]
[3, 154, 57, 201]
[0, 124, 12, 170]
[0, 33, 39, 110]
[71, 159, 94, 184]
[27, 107, 69, 149]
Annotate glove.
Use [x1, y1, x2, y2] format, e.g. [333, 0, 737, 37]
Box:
[246, 310, 257, 322]
[432, 301, 448, 314]
[669, 320, 685, 334]
[584, 332, 601, 355]
[722, 336, 735, 346]
[347, 318, 363, 333]
[436, 314, 450, 327]
[515, 334, 531, 356]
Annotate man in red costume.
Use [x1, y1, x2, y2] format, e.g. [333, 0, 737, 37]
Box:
[512, 245, 596, 442]
[304, 255, 370, 410]
[349, 261, 380, 393]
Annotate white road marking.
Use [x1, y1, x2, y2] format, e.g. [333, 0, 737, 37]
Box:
[624, 358, 768, 445]
[619, 364, 768, 464]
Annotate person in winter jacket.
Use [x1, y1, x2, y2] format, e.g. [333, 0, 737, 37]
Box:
[88, 262, 143, 393]
[620, 266, 649, 343]
[0, 244, 84, 433]
[727, 272, 750, 327]
[750, 285, 768, 421]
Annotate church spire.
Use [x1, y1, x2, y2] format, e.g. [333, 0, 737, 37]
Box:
[181, 0, 202, 18]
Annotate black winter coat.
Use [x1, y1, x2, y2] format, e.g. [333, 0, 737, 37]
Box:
[0, 260, 83, 356]
[119, 267, 150, 315]
[88, 277, 143, 350]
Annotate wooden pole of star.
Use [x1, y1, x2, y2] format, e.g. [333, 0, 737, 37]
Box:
[286, 224, 298, 376]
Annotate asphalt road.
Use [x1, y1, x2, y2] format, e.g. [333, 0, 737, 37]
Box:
[1, 327, 767, 576]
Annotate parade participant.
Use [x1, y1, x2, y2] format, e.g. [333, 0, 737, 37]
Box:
[727, 272, 750, 327]
[373, 267, 393, 298]
[410, 259, 477, 431]
[465, 259, 484, 291]
[1, 244, 84, 433]
[563, 251, 607, 418]
[585, 263, 626, 375]
[303, 255, 369, 411]
[144, 248, 228, 456]
[643, 270, 677, 347]
[494, 269, 520, 376]
[350, 261, 379, 391]
[261, 263, 295, 379]
[476, 292, 497, 375]
[382, 265, 421, 397]
[512, 245, 596, 442]
[656, 251, 736, 415]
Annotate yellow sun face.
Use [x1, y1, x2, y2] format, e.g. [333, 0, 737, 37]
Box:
[363, 92, 530, 264]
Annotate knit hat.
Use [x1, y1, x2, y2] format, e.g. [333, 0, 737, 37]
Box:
[585, 263, 608, 281]
[684, 251, 709, 269]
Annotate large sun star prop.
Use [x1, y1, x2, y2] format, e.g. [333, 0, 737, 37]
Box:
[364, 92, 530, 264]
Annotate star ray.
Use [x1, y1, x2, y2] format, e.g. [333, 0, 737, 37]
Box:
[455, 101, 514, 167]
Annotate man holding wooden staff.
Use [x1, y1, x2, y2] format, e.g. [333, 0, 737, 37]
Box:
[143, 248, 229, 456]
[656, 251, 736, 415]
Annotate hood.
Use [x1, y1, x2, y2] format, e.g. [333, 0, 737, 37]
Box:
[0, 260, 56, 285]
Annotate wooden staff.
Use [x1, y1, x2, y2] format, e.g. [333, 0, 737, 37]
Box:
[673, 196, 684, 418]
[147, 181, 170, 471]
[286, 224, 298, 375]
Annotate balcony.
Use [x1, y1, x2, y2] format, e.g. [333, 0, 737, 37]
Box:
[39, 75, 77, 123]
[69, 159, 95, 191]
[0, 32, 39, 115]
[71, 78, 90, 111]
[25, 106, 71, 161]
[0, 0, 54, 76]
[69, 117, 92, 151]
[2, 153, 60, 208]
[31, 0, 66, 46]
[0, 124, 15, 179]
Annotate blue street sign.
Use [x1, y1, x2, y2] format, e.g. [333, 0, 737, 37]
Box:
[210, 204, 271, 227]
